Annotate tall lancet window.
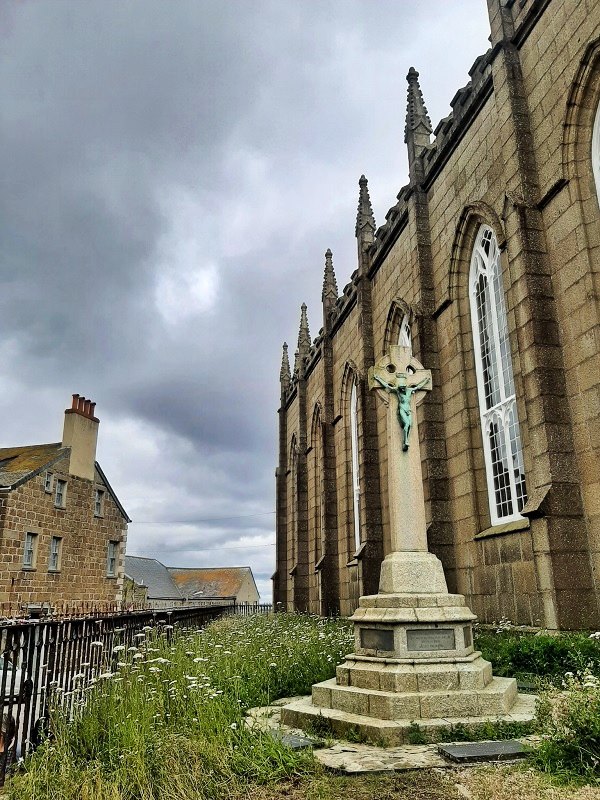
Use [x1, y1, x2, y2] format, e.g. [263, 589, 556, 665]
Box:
[398, 314, 412, 353]
[290, 442, 298, 566]
[593, 99, 600, 202]
[350, 381, 361, 550]
[469, 225, 527, 525]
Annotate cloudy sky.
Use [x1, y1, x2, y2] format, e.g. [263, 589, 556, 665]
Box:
[1, 0, 490, 601]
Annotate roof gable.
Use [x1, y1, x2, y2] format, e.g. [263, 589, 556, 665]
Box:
[0, 443, 67, 489]
[124, 556, 182, 600]
[167, 566, 257, 599]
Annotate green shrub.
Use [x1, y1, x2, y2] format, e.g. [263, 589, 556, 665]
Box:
[474, 629, 600, 684]
[534, 671, 600, 782]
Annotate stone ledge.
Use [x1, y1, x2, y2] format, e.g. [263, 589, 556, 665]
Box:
[310, 676, 518, 720]
[280, 693, 536, 748]
[344, 650, 485, 666]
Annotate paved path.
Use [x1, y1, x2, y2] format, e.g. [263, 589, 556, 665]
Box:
[246, 697, 535, 774]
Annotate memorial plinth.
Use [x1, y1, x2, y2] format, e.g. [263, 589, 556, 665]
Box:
[281, 347, 535, 744]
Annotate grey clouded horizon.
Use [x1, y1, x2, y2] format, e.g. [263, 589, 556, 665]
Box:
[1, 0, 490, 600]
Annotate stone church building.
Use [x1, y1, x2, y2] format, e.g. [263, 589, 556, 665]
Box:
[273, 0, 600, 630]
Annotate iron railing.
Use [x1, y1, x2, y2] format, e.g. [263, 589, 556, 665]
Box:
[0, 602, 271, 785]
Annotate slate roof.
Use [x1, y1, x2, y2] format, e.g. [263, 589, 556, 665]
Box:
[168, 566, 258, 600]
[124, 556, 183, 600]
[0, 443, 67, 489]
[0, 442, 131, 522]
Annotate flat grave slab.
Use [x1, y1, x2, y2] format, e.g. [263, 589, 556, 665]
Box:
[438, 739, 528, 763]
[267, 729, 316, 750]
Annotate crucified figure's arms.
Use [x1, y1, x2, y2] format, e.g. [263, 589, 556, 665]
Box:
[373, 374, 394, 392]
[411, 376, 430, 392]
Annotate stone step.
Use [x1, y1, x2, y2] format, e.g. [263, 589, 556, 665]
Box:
[337, 656, 493, 693]
[280, 692, 537, 748]
[312, 676, 518, 720]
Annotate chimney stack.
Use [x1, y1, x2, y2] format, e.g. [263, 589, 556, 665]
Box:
[62, 394, 100, 481]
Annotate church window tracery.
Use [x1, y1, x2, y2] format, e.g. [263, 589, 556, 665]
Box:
[398, 314, 412, 352]
[469, 225, 527, 525]
[593, 98, 600, 202]
[350, 381, 362, 550]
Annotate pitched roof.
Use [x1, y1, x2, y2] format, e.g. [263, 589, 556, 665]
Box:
[0, 443, 67, 489]
[168, 566, 258, 600]
[0, 442, 131, 522]
[124, 556, 183, 600]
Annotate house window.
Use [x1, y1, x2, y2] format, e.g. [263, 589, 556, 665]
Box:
[593, 98, 600, 201]
[44, 472, 53, 493]
[469, 224, 527, 525]
[54, 479, 67, 508]
[398, 314, 412, 353]
[94, 489, 105, 517]
[107, 541, 119, 577]
[48, 536, 62, 572]
[350, 381, 361, 550]
[23, 533, 38, 569]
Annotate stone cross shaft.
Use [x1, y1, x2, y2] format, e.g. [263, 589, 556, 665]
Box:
[368, 345, 432, 554]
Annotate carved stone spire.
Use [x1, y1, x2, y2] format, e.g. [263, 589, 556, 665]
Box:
[298, 303, 311, 352]
[322, 249, 338, 304]
[405, 67, 432, 177]
[294, 303, 311, 377]
[355, 175, 376, 245]
[280, 342, 291, 390]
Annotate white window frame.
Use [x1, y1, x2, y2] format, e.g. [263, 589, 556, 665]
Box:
[23, 532, 38, 569]
[350, 381, 361, 551]
[44, 471, 53, 493]
[49, 536, 62, 572]
[107, 541, 119, 577]
[94, 488, 105, 517]
[54, 479, 67, 509]
[593, 98, 600, 201]
[469, 224, 527, 526]
[398, 313, 412, 353]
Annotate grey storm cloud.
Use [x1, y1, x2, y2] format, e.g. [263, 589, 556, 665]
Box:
[0, 0, 491, 599]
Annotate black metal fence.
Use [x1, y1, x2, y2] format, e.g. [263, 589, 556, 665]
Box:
[0, 602, 271, 785]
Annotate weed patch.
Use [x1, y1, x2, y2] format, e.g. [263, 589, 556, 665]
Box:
[6, 613, 353, 800]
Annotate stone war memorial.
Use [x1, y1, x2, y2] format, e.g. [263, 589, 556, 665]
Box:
[282, 346, 535, 742]
[274, 0, 600, 633]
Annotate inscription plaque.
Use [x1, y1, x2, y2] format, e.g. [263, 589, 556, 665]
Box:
[406, 628, 455, 652]
[360, 628, 394, 651]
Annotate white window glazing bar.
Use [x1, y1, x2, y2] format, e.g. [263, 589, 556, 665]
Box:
[350, 381, 361, 551]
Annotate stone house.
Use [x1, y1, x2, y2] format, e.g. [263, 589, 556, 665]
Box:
[274, 0, 600, 630]
[0, 395, 129, 614]
[124, 556, 260, 609]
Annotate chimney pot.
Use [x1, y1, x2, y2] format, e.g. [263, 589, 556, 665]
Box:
[62, 394, 99, 480]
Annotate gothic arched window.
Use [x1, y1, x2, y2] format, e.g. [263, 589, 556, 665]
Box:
[289, 438, 298, 566]
[469, 225, 527, 525]
[593, 98, 600, 202]
[398, 314, 412, 353]
[350, 381, 361, 550]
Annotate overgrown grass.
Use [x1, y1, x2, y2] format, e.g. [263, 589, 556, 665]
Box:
[9, 615, 600, 797]
[534, 671, 600, 783]
[6, 613, 354, 800]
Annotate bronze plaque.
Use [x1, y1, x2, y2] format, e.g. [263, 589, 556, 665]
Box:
[360, 628, 394, 651]
[406, 628, 455, 651]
